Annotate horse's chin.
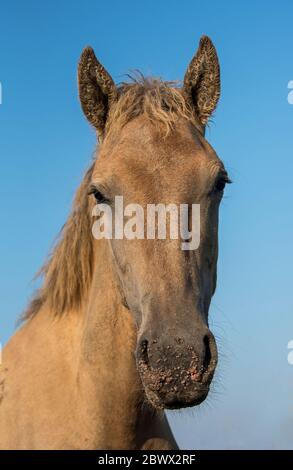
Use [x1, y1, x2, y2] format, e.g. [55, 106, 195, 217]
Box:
[143, 383, 210, 411]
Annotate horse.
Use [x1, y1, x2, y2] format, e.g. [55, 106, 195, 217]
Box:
[0, 36, 230, 449]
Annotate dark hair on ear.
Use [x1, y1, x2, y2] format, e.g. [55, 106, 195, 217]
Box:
[183, 36, 220, 125]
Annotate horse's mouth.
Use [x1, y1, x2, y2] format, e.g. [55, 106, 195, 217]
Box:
[138, 358, 212, 410]
[143, 382, 210, 410]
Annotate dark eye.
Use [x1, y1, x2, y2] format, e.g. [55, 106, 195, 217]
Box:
[214, 178, 226, 192]
[93, 190, 107, 203]
[88, 186, 109, 204]
[213, 174, 231, 193]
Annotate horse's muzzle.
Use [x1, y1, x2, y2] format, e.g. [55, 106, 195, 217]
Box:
[136, 329, 218, 409]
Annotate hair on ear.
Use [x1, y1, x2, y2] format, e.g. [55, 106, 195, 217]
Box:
[78, 47, 117, 137]
[183, 36, 220, 125]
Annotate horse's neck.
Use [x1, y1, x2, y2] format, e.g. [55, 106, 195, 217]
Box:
[76, 240, 144, 448]
[6, 240, 175, 449]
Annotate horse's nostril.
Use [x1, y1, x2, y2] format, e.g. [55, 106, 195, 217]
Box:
[203, 335, 212, 370]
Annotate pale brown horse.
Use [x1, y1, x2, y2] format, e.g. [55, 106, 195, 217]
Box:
[0, 36, 229, 449]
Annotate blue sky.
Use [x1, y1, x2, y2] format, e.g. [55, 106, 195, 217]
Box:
[0, 0, 293, 449]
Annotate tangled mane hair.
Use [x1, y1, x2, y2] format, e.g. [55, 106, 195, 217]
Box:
[106, 76, 199, 137]
[23, 77, 199, 320]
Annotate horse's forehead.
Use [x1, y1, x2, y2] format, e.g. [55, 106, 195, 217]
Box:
[120, 116, 203, 152]
[99, 117, 217, 176]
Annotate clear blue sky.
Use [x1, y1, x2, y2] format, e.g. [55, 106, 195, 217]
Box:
[0, 0, 293, 449]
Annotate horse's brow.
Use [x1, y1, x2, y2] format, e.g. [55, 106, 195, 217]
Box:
[89, 179, 111, 193]
[208, 160, 226, 177]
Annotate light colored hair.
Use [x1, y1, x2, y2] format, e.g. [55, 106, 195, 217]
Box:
[107, 77, 199, 137]
[24, 77, 198, 319]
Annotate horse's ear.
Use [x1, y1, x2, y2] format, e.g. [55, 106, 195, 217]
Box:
[78, 47, 117, 138]
[183, 36, 220, 126]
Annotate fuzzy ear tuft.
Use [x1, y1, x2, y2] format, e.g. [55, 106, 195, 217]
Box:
[183, 36, 220, 126]
[78, 47, 117, 137]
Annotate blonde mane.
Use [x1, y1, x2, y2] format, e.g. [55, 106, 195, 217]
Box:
[24, 78, 198, 319]
[107, 77, 199, 137]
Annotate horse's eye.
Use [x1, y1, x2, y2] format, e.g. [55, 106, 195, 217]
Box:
[93, 190, 107, 203]
[214, 178, 226, 192]
[88, 186, 108, 204]
[214, 175, 231, 193]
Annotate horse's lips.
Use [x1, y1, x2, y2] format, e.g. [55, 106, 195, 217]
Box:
[138, 359, 211, 410]
[161, 385, 210, 410]
[142, 381, 210, 410]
